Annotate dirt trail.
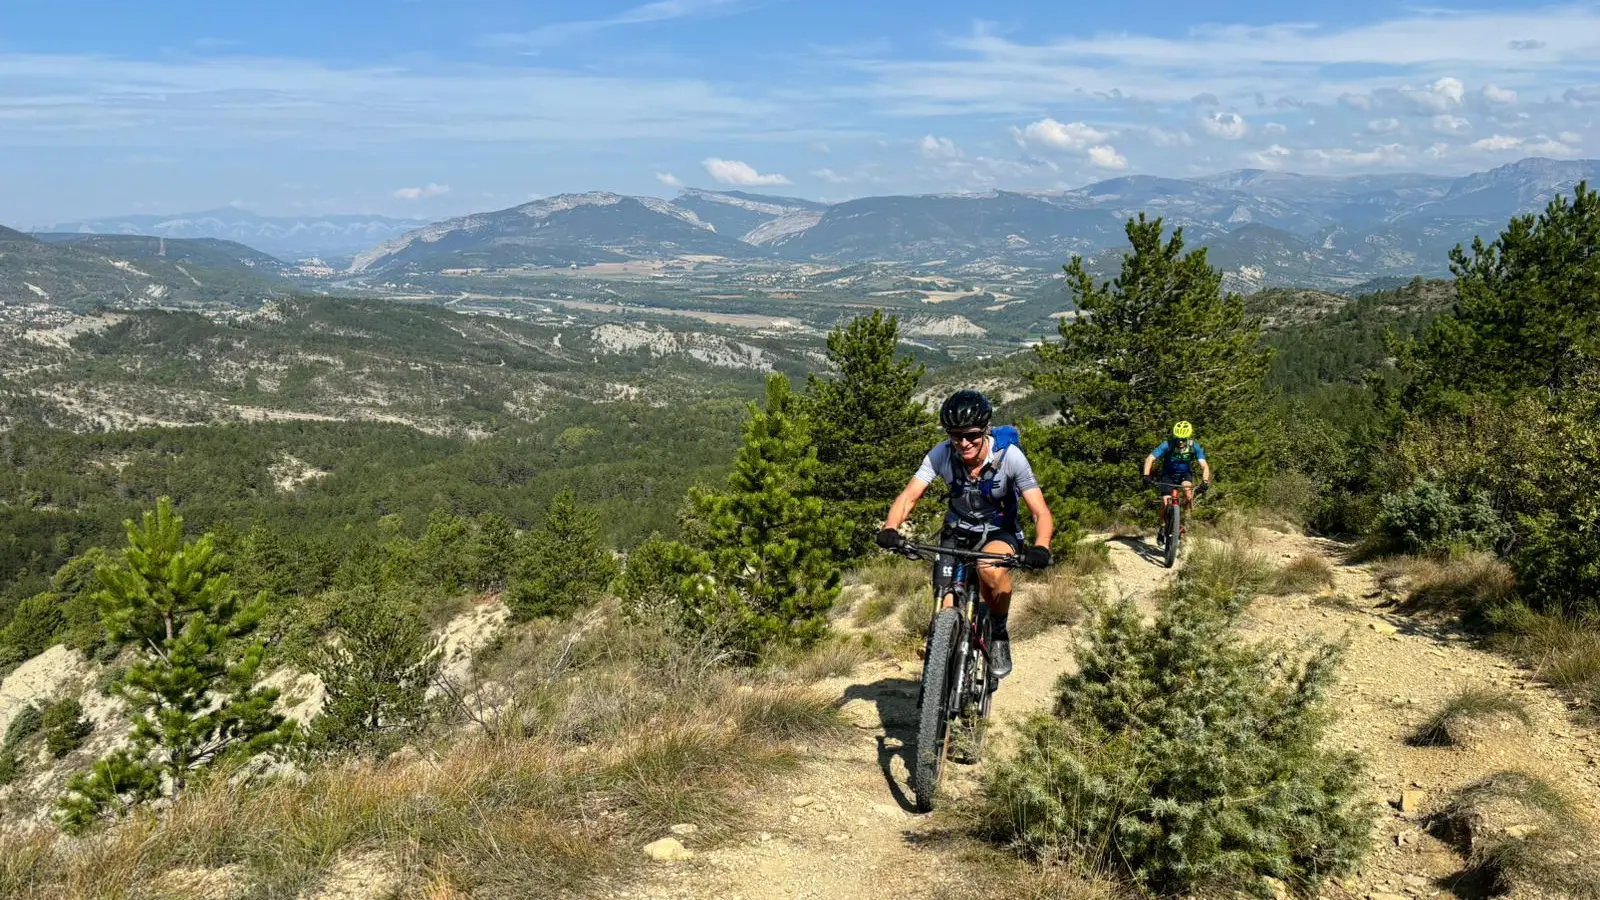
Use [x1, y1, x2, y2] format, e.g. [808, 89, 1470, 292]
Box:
[634, 528, 1600, 900]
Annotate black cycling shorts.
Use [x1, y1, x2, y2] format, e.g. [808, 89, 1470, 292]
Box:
[931, 527, 1023, 599]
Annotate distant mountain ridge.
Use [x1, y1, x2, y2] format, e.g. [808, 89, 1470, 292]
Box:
[342, 158, 1600, 289]
[33, 208, 427, 260]
[0, 230, 289, 312]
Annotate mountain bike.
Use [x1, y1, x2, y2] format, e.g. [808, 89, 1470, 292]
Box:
[893, 540, 1029, 813]
[1152, 479, 1206, 568]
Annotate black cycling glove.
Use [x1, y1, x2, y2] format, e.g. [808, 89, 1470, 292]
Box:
[1142, 474, 1156, 488]
[1197, 481, 1211, 495]
[876, 527, 906, 550]
[1025, 545, 1053, 569]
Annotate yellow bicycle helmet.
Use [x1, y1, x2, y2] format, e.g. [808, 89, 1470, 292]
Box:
[1171, 421, 1194, 440]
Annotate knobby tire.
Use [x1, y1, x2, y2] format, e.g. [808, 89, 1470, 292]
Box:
[1164, 501, 1181, 568]
[914, 606, 961, 812]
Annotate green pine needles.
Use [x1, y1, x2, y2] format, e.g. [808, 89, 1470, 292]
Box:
[671, 374, 851, 661]
[57, 497, 294, 833]
[1030, 214, 1275, 516]
[805, 309, 938, 560]
[977, 554, 1373, 897]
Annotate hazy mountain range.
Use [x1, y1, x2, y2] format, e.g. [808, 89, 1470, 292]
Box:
[32, 208, 427, 260]
[11, 157, 1600, 299]
[347, 157, 1600, 290]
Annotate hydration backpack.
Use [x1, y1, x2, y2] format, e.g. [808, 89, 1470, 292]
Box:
[949, 425, 1023, 531]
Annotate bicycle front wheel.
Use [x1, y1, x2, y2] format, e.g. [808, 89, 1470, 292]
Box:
[913, 607, 961, 812]
[1164, 501, 1180, 568]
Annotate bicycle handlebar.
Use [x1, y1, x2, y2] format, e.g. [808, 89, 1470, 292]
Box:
[893, 541, 1028, 567]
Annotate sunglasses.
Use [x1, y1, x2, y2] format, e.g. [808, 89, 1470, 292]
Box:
[948, 430, 986, 445]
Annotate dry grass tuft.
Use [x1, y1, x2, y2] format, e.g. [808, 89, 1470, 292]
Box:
[1011, 576, 1086, 641]
[1487, 609, 1600, 713]
[1388, 552, 1516, 619]
[851, 591, 900, 627]
[1410, 688, 1532, 747]
[782, 638, 875, 682]
[1271, 554, 1335, 596]
[1184, 539, 1276, 600]
[1436, 771, 1600, 899]
[856, 555, 925, 602]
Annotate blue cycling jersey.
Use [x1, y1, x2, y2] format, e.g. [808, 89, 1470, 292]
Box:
[1151, 440, 1205, 478]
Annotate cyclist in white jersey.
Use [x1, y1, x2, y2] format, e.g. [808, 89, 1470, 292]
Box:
[876, 390, 1054, 680]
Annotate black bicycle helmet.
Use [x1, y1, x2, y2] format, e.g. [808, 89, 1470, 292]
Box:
[939, 390, 993, 431]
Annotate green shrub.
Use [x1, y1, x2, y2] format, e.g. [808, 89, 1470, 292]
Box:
[4, 704, 44, 749]
[0, 751, 19, 787]
[0, 593, 65, 664]
[42, 698, 93, 758]
[976, 575, 1372, 896]
[1509, 511, 1600, 619]
[1375, 480, 1508, 555]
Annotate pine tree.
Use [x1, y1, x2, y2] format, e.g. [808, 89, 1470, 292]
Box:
[1400, 181, 1600, 408]
[469, 512, 518, 591]
[57, 498, 292, 832]
[675, 374, 851, 660]
[1031, 214, 1274, 514]
[506, 490, 618, 620]
[306, 587, 442, 758]
[805, 310, 939, 560]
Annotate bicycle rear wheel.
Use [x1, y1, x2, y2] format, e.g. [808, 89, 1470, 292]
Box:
[913, 607, 961, 812]
[1164, 501, 1181, 568]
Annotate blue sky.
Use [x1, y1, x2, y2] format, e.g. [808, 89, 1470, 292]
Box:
[2, 0, 1598, 223]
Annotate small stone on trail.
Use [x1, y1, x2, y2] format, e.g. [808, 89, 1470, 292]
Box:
[669, 824, 699, 836]
[643, 838, 694, 862]
[1369, 621, 1399, 634]
[1369, 893, 1409, 900]
[1396, 790, 1427, 814]
[1504, 824, 1537, 838]
[791, 795, 815, 808]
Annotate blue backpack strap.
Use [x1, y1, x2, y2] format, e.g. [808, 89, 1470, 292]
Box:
[981, 426, 1022, 530]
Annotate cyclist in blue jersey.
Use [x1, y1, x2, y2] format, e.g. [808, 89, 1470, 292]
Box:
[1141, 420, 1212, 548]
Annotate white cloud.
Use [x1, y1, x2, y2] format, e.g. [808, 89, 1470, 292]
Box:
[1339, 93, 1373, 110]
[1200, 111, 1248, 139]
[813, 168, 851, 183]
[1010, 118, 1109, 151]
[1262, 122, 1287, 136]
[1402, 76, 1465, 112]
[1482, 84, 1518, 104]
[1559, 131, 1582, 144]
[1431, 114, 1471, 134]
[918, 134, 962, 159]
[1086, 144, 1128, 169]
[1367, 117, 1403, 133]
[1470, 134, 1523, 151]
[1524, 137, 1580, 156]
[487, 0, 753, 48]
[392, 183, 451, 200]
[655, 172, 683, 188]
[1248, 144, 1292, 168]
[1145, 126, 1194, 147]
[1565, 86, 1600, 103]
[1305, 143, 1408, 167]
[701, 157, 790, 186]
